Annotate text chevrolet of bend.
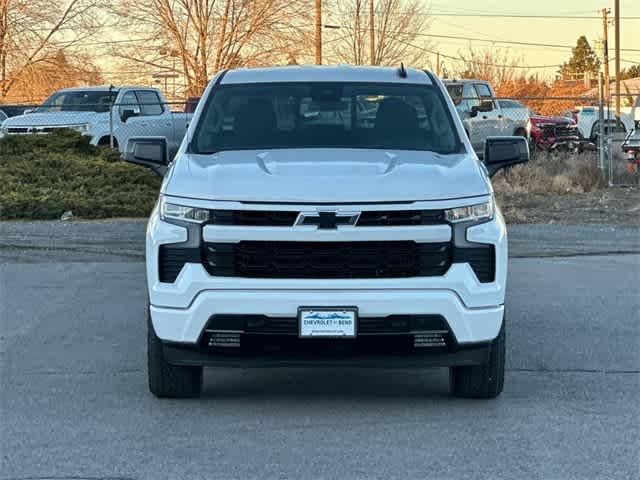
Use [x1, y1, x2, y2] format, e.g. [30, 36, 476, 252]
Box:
[124, 65, 529, 399]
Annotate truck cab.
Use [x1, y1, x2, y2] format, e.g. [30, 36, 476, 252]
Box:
[125, 66, 529, 399]
[444, 79, 528, 157]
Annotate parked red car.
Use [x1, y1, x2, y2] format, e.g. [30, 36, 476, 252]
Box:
[528, 110, 584, 152]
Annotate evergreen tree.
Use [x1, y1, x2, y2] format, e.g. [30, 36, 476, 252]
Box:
[559, 36, 601, 80]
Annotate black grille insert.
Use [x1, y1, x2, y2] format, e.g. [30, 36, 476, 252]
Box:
[203, 241, 451, 279]
[158, 245, 200, 283]
[206, 314, 448, 335]
[207, 209, 445, 227]
[452, 245, 495, 283]
[210, 210, 298, 226]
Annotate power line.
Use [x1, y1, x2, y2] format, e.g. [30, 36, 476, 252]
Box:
[428, 12, 640, 20]
[392, 39, 559, 69]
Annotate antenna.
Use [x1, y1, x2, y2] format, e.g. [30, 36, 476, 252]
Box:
[398, 63, 407, 78]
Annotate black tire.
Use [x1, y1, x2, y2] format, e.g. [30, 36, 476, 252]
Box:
[97, 136, 119, 149]
[450, 317, 505, 399]
[147, 312, 203, 398]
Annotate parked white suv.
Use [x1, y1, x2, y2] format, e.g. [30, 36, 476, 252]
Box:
[126, 66, 529, 399]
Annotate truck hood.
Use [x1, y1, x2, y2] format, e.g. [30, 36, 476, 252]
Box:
[3, 111, 104, 127]
[165, 149, 490, 203]
[530, 114, 575, 125]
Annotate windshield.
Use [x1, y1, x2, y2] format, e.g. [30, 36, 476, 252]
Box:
[192, 82, 461, 154]
[38, 90, 119, 113]
[445, 84, 463, 106]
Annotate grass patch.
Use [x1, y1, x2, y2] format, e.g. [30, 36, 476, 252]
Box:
[0, 130, 161, 220]
[492, 151, 607, 196]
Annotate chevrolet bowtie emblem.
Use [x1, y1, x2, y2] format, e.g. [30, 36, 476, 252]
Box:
[296, 211, 360, 229]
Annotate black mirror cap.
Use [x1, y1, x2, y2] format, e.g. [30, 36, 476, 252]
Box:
[124, 137, 168, 167]
[478, 100, 494, 112]
[484, 136, 530, 177]
[121, 109, 138, 122]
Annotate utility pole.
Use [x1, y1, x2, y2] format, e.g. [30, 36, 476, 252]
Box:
[436, 51, 440, 76]
[369, 0, 375, 65]
[601, 8, 611, 101]
[315, 0, 322, 65]
[614, 0, 621, 117]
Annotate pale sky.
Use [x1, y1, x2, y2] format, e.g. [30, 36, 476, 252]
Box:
[94, 0, 640, 91]
[424, 0, 640, 79]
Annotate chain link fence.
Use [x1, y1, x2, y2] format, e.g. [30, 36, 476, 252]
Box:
[0, 94, 197, 160]
[604, 93, 639, 187]
[1, 90, 638, 187]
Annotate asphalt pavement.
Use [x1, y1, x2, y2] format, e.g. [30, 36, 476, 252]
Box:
[1, 221, 639, 479]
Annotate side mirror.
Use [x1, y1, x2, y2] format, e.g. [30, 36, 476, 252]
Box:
[470, 101, 494, 118]
[124, 137, 169, 176]
[484, 136, 530, 177]
[23, 108, 35, 115]
[120, 108, 139, 123]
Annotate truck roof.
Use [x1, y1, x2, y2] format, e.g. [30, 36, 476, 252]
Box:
[220, 65, 434, 85]
[53, 85, 155, 92]
[442, 79, 490, 85]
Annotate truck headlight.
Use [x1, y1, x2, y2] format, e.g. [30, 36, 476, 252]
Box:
[160, 197, 209, 223]
[73, 124, 90, 133]
[445, 199, 494, 223]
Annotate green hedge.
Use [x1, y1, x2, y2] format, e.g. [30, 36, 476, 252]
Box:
[0, 130, 161, 220]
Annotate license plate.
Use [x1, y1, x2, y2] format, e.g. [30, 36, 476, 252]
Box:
[298, 308, 357, 338]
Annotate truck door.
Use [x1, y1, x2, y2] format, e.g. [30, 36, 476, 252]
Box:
[462, 83, 484, 153]
[135, 90, 173, 146]
[474, 83, 502, 139]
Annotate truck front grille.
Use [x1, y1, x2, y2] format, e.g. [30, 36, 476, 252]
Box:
[203, 241, 451, 279]
[205, 209, 445, 227]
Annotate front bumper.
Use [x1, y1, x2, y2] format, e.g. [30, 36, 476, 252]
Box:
[147, 200, 507, 349]
[162, 341, 492, 368]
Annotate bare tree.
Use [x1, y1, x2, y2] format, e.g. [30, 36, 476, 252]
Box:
[111, 0, 312, 98]
[0, 0, 102, 101]
[456, 47, 525, 89]
[329, 0, 431, 67]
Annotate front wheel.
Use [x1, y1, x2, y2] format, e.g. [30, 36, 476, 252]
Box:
[449, 316, 505, 399]
[147, 311, 203, 398]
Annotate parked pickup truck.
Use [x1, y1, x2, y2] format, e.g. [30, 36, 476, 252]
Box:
[528, 111, 584, 152]
[124, 65, 529, 399]
[443, 79, 529, 157]
[0, 86, 191, 157]
[574, 95, 640, 141]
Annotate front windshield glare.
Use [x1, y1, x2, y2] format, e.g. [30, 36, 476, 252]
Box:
[192, 82, 460, 154]
[39, 90, 118, 113]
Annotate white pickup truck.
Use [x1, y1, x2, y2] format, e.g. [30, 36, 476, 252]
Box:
[0, 86, 191, 157]
[573, 95, 640, 140]
[443, 79, 529, 157]
[123, 65, 530, 399]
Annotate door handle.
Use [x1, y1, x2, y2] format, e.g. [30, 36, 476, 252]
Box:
[140, 122, 148, 127]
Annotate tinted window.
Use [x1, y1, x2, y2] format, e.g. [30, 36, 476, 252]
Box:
[499, 100, 523, 109]
[39, 90, 118, 113]
[463, 84, 480, 108]
[474, 84, 492, 98]
[119, 91, 140, 117]
[192, 83, 461, 154]
[445, 84, 463, 105]
[0, 110, 7, 122]
[136, 91, 163, 115]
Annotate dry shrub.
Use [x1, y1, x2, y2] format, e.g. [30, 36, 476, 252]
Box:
[492, 151, 606, 195]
